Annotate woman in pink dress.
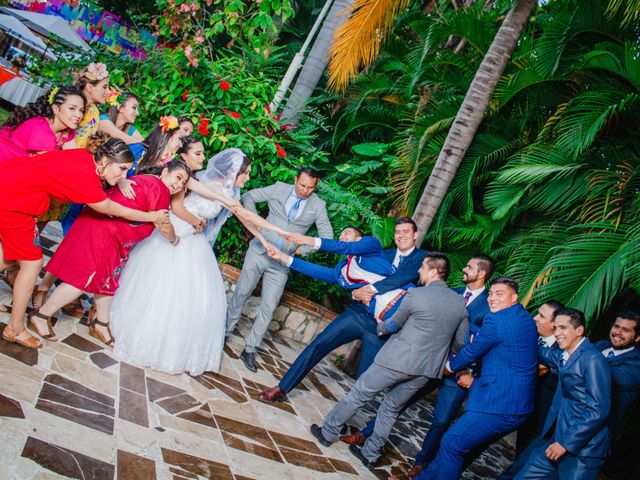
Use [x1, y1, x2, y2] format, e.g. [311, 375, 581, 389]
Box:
[0, 85, 84, 161]
[34, 160, 190, 347]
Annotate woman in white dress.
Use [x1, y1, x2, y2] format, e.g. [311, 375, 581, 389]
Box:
[110, 146, 280, 375]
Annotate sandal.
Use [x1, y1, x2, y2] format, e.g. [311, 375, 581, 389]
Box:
[2, 325, 42, 349]
[31, 287, 48, 310]
[88, 311, 114, 347]
[27, 310, 58, 341]
[2, 269, 18, 289]
[61, 298, 85, 319]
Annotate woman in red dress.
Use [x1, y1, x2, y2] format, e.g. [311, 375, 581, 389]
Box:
[0, 139, 169, 349]
[34, 160, 190, 347]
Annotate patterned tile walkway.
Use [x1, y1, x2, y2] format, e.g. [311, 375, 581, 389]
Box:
[0, 226, 514, 479]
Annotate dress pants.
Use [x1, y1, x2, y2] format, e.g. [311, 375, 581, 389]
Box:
[278, 302, 386, 393]
[322, 363, 430, 462]
[513, 437, 605, 480]
[225, 246, 289, 353]
[419, 410, 527, 480]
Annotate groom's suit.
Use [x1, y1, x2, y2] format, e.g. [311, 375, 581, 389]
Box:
[226, 181, 332, 353]
[277, 246, 427, 393]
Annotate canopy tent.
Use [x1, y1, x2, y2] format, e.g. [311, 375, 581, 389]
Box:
[0, 13, 56, 60]
[0, 7, 92, 54]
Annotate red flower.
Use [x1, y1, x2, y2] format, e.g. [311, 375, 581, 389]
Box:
[228, 111, 241, 119]
[219, 81, 230, 91]
[275, 143, 287, 158]
[197, 118, 210, 136]
[181, 89, 189, 102]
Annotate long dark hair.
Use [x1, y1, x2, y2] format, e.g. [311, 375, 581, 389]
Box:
[3, 85, 86, 128]
[177, 135, 202, 156]
[137, 159, 191, 177]
[136, 124, 180, 172]
[107, 92, 138, 133]
[86, 133, 134, 166]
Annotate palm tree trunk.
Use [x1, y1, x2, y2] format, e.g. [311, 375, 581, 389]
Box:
[281, 0, 355, 123]
[412, 0, 537, 245]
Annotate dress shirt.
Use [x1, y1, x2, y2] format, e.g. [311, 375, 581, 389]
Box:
[392, 247, 415, 268]
[284, 190, 307, 222]
[561, 337, 586, 364]
[601, 345, 635, 358]
[540, 334, 556, 348]
[462, 286, 485, 306]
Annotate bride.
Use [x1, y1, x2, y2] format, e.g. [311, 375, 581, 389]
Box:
[110, 147, 280, 375]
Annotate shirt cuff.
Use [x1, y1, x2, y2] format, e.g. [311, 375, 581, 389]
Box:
[314, 237, 322, 249]
[285, 256, 294, 267]
[369, 284, 378, 294]
[446, 360, 451, 372]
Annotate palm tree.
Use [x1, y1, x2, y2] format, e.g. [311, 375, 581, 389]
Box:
[411, 0, 537, 245]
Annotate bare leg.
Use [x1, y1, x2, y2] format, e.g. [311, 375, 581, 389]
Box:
[7, 258, 43, 345]
[37, 271, 57, 293]
[39, 283, 83, 317]
[89, 294, 114, 346]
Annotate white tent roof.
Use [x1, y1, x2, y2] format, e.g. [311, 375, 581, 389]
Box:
[0, 7, 92, 53]
[0, 13, 56, 59]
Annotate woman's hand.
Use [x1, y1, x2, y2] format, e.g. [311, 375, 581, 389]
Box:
[149, 209, 170, 225]
[117, 179, 137, 200]
[193, 218, 208, 234]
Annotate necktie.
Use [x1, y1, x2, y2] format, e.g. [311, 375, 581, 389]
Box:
[288, 196, 302, 222]
[464, 291, 472, 305]
[538, 337, 545, 346]
[398, 255, 405, 267]
[607, 350, 615, 358]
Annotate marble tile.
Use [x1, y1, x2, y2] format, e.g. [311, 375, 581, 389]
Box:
[269, 430, 322, 455]
[279, 446, 335, 473]
[156, 393, 201, 414]
[161, 447, 234, 479]
[119, 388, 149, 427]
[158, 413, 223, 443]
[120, 362, 147, 395]
[61, 333, 103, 353]
[21, 436, 115, 479]
[0, 322, 39, 366]
[0, 392, 25, 418]
[0, 354, 45, 402]
[147, 376, 186, 402]
[90, 352, 118, 369]
[117, 450, 156, 480]
[51, 353, 117, 397]
[221, 430, 283, 463]
[177, 403, 217, 429]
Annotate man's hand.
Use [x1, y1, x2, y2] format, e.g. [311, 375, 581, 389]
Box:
[267, 245, 287, 264]
[282, 232, 314, 246]
[538, 364, 550, 377]
[545, 442, 567, 462]
[456, 371, 474, 389]
[352, 285, 375, 306]
[117, 179, 137, 199]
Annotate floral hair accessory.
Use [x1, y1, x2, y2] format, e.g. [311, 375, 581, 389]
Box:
[105, 87, 123, 107]
[83, 62, 109, 81]
[47, 86, 59, 105]
[159, 115, 179, 133]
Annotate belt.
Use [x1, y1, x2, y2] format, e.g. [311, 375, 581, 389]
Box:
[376, 289, 407, 322]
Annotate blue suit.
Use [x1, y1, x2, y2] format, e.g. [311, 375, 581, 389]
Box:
[420, 303, 538, 480]
[278, 246, 428, 394]
[514, 339, 611, 480]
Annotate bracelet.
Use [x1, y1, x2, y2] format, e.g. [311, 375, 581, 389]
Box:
[170, 236, 180, 246]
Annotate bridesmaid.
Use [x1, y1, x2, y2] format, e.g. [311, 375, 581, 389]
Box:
[0, 85, 84, 161]
[99, 92, 144, 142]
[34, 160, 190, 347]
[0, 138, 169, 349]
[178, 117, 194, 136]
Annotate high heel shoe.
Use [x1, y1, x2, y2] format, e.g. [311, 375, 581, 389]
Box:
[27, 310, 58, 341]
[87, 309, 114, 347]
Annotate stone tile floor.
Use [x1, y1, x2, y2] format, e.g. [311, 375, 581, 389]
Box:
[0, 226, 514, 479]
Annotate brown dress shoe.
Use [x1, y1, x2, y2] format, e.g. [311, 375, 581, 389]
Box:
[339, 431, 365, 446]
[407, 464, 424, 478]
[257, 385, 287, 403]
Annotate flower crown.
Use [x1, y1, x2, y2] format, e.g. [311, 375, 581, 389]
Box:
[47, 87, 59, 105]
[83, 62, 109, 81]
[106, 87, 123, 107]
[159, 115, 179, 133]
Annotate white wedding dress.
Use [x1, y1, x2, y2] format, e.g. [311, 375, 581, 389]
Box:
[110, 186, 228, 375]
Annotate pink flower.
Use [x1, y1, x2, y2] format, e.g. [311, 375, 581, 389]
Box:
[179, 3, 190, 13]
[194, 35, 204, 44]
[184, 45, 193, 58]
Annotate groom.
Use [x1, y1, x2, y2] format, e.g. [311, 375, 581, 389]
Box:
[226, 167, 333, 372]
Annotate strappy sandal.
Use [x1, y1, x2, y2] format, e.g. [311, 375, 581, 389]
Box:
[27, 310, 58, 342]
[2, 269, 18, 289]
[31, 287, 48, 310]
[88, 312, 114, 347]
[61, 298, 85, 319]
[2, 325, 42, 349]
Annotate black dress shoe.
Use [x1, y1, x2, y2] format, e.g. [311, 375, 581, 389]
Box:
[309, 423, 332, 447]
[239, 350, 257, 372]
[348, 444, 376, 470]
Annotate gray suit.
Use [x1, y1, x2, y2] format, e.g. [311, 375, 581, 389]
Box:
[226, 181, 333, 352]
[321, 280, 469, 463]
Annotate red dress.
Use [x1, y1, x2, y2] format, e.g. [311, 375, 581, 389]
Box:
[45, 175, 170, 296]
[0, 149, 106, 260]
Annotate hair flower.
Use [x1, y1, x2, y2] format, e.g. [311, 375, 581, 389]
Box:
[83, 62, 109, 81]
[159, 115, 179, 133]
[47, 86, 59, 105]
[105, 87, 123, 106]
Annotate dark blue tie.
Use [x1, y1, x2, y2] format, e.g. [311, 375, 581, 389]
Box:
[607, 350, 615, 359]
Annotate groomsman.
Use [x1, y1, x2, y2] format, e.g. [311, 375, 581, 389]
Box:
[514, 308, 611, 480]
[225, 167, 333, 372]
[309, 253, 469, 469]
[257, 217, 427, 402]
[417, 277, 538, 480]
[342, 254, 494, 477]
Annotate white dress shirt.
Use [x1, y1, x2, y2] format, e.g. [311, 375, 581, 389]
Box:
[601, 345, 635, 358]
[561, 337, 586, 364]
[540, 334, 556, 348]
[463, 286, 485, 306]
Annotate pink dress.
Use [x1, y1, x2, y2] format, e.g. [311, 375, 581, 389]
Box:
[45, 175, 170, 295]
[0, 117, 74, 162]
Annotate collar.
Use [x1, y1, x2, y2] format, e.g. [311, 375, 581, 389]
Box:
[396, 246, 415, 258]
[541, 334, 556, 348]
[603, 345, 635, 357]
[464, 285, 485, 296]
[562, 337, 586, 363]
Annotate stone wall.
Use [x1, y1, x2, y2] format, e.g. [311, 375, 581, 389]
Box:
[219, 264, 349, 350]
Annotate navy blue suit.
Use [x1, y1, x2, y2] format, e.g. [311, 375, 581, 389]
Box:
[514, 339, 611, 480]
[278, 247, 428, 393]
[419, 303, 538, 480]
